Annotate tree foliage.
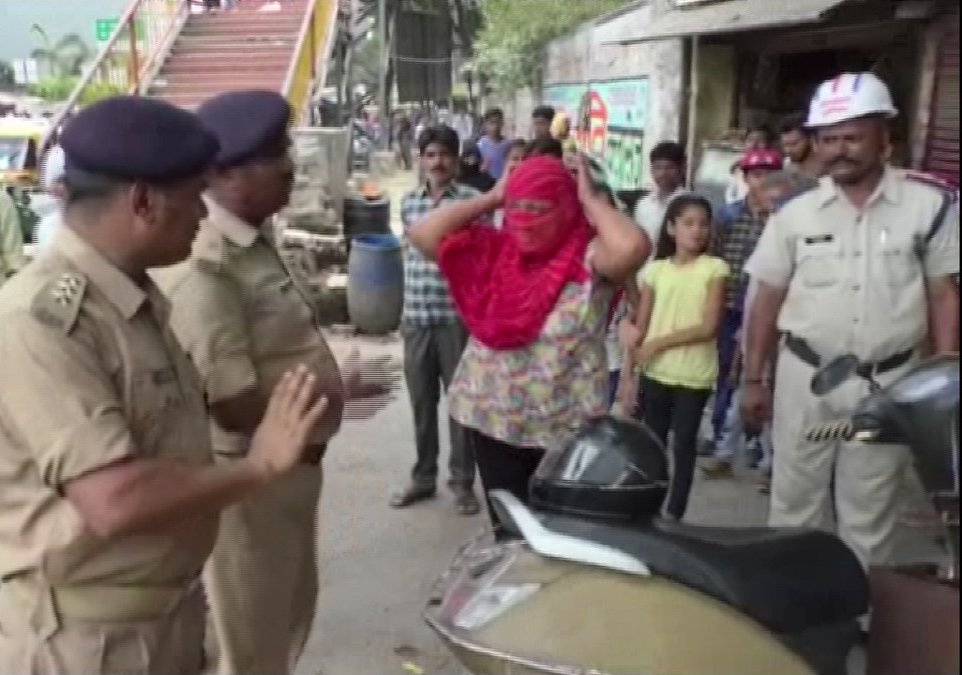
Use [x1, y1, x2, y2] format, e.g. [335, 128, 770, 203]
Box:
[30, 25, 92, 78]
[474, 0, 626, 94]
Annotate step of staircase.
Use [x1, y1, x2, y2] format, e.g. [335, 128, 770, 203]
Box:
[150, 74, 285, 94]
[161, 57, 292, 75]
[180, 21, 304, 37]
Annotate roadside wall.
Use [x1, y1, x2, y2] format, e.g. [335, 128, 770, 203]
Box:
[540, 1, 685, 190]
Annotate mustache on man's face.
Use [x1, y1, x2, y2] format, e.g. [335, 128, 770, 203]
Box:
[828, 156, 859, 168]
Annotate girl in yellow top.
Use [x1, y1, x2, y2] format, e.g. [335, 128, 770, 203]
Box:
[618, 194, 729, 520]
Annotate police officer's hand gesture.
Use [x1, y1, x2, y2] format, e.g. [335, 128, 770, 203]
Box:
[247, 365, 329, 479]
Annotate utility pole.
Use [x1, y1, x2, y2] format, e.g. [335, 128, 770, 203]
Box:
[377, 0, 389, 150]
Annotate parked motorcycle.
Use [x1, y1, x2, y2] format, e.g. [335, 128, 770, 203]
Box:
[425, 355, 959, 675]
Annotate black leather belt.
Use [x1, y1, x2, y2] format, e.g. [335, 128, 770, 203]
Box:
[784, 334, 914, 377]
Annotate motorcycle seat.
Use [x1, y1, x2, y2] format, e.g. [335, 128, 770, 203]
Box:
[537, 514, 869, 634]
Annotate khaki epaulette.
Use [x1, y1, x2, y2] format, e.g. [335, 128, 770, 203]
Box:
[193, 226, 234, 274]
[30, 272, 87, 334]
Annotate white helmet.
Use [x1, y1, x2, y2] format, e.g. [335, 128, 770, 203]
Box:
[806, 72, 898, 128]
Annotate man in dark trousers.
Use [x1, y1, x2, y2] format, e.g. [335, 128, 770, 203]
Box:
[390, 125, 481, 516]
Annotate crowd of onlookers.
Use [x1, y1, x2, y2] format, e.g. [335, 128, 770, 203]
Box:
[387, 101, 824, 519]
[391, 73, 959, 578]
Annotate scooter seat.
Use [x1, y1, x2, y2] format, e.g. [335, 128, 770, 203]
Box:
[537, 514, 869, 634]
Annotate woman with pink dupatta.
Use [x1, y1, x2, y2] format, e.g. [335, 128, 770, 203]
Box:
[407, 155, 650, 529]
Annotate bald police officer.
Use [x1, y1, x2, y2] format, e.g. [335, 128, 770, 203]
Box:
[743, 73, 960, 568]
[157, 90, 395, 675]
[0, 97, 327, 675]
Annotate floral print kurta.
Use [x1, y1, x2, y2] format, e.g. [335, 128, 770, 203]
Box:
[448, 257, 613, 451]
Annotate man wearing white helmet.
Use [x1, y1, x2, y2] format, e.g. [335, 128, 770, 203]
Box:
[741, 72, 960, 568]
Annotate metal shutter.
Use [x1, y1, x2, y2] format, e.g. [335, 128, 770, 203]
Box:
[925, 15, 960, 188]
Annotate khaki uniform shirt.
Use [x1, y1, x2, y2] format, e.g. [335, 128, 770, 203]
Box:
[746, 167, 960, 363]
[0, 190, 26, 286]
[158, 198, 344, 456]
[0, 227, 216, 587]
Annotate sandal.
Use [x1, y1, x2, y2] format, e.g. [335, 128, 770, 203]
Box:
[389, 484, 436, 509]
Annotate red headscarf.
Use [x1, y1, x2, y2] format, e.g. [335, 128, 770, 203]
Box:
[438, 155, 594, 350]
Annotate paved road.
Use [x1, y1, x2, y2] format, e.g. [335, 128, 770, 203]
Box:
[295, 169, 943, 675]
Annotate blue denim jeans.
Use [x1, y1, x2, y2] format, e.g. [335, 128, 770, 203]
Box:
[714, 385, 772, 472]
[711, 309, 743, 443]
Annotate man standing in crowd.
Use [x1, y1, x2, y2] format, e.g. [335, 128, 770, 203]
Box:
[159, 90, 396, 675]
[702, 169, 819, 490]
[780, 113, 823, 179]
[477, 108, 512, 180]
[531, 105, 556, 141]
[743, 72, 960, 568]
[0, 188, 24, 285]
[727, 124, 777, 204]
[0, 96, 325, 675]
[633, 141, 688, 252]
[704, 148, 784, 465]
[391, 126, 480, 516]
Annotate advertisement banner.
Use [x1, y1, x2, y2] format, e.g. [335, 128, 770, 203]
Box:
[544, 77, 650, 190]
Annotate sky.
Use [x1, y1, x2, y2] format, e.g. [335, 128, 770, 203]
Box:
[0, 0, 130, 63]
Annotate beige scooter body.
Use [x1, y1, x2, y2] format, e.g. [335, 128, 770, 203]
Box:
[426, 492, 866, 675]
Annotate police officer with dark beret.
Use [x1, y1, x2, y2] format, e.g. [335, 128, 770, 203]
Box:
[0, 95, 327, 675]
[161, 89, 397, 675]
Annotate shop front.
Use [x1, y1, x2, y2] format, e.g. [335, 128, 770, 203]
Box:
[613, 0, 959, 183]
[920, 9, 959, 186]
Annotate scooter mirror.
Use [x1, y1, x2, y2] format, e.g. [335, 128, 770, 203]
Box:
[811, 354, 861, 396]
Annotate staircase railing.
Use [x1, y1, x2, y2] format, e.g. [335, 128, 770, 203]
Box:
[40, 0, 191, 152]
[283, 0, 339, 124]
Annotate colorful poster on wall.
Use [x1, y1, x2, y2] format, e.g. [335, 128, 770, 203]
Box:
[543, 77, 650, 190]
[543, 83, 589, 118]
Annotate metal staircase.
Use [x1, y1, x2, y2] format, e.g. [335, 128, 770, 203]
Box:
[42, 0, 338, 150]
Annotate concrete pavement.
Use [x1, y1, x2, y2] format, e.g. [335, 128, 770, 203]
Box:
[296, 169, 943, 675]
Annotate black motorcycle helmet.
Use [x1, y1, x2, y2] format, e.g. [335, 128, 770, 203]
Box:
[530, 415, 669, 523]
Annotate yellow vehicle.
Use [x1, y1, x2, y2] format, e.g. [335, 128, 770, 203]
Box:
[0, 119, 48, 189]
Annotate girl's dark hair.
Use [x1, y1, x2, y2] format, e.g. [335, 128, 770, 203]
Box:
[418, 124, 460, 155]
[654, 194, 713, 259]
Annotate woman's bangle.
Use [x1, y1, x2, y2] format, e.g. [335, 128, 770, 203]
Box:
[744, 377, 768, 386]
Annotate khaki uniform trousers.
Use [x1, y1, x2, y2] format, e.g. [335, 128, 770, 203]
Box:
[0, 576, 205, 675]
[204, 462, 322, 675]
[770, 348, 911, 568]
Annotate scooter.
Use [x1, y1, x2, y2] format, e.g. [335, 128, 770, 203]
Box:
[424, 354, 959, 675]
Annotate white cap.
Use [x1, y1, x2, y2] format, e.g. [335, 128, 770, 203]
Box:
[806, 72, 898, 128]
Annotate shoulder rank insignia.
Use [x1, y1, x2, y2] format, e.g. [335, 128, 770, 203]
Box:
[904, 170, 959, 202]
[31, 272, 88, 333]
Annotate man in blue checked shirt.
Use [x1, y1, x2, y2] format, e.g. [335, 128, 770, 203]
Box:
[390, 125, 482, 516]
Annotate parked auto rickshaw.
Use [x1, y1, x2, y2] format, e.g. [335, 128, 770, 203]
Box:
[0, 119, 51, 243]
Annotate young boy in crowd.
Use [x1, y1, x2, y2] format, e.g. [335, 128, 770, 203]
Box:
[702, 148, 784, 467]
[703, 170, 819, 489]
[531, 105, 556, 141]
[477, 108, 513, 180]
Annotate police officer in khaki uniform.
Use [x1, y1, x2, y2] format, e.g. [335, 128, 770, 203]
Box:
[158, 90, 395, 675]
[0, 97, 327, 675]
[743, 73, 960, 568]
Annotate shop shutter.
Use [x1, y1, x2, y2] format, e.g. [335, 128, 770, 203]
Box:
[925, 16, 960, 187]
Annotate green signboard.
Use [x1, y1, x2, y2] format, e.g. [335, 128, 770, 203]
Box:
[95, 18, 120, 43]
[96, 18, 146, 43]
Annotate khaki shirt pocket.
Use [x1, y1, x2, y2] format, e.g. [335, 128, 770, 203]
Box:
[796, 236, 843, 289]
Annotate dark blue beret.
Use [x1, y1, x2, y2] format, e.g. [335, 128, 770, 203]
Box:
[196, 90, 292, 167]
[61, 96, 219, 181]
